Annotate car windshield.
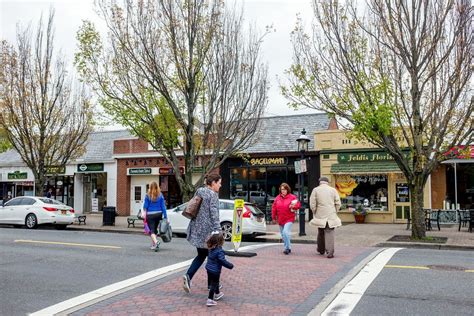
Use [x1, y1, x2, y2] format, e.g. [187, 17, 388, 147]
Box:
[245, 204, 264, 216]
[38, 198, 65, 205]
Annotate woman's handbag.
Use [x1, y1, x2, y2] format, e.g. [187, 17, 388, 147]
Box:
[182, 195, 202, 219]
[159, 219, 172, 243]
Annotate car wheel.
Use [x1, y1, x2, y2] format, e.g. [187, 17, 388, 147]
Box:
[25, 213, 38, 229]
[221, 221, 233, 241]
[55, 225, 68, 230]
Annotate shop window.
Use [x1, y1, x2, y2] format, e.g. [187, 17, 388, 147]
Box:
[134, 186, 142, 201]
[323, 154, 330, 159]
[335, 175, 388, 211]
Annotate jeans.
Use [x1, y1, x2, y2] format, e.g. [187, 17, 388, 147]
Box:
[279, 222, 293, 250]
[186, 247, 208, 280]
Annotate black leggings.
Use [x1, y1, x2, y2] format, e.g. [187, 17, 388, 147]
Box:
[207, 271, 221, 299]
[147, 212, 162, 235]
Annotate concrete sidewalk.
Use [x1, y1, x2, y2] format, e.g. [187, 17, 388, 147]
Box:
[69, 213, 474, 250]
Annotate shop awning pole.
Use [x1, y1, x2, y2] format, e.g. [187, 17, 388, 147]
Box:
[454, 162, 458, 209]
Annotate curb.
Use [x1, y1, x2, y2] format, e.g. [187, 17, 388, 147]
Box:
[375, 242, 474, 251]
[67, 227, 319, 244]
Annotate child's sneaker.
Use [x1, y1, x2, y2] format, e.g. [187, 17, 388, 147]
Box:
[183, 274, 191, 293]
[206, 299, 217, 306]
[214, 292, 224, 301]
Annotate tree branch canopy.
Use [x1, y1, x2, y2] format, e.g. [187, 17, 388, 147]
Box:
[283, 0, 473, 238]
[75, 0, 269, 200]
[0, 10, 95, 194]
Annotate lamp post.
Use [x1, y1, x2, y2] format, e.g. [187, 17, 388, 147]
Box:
[296, 128, 310, 236]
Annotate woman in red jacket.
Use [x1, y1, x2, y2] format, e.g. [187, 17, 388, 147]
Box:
[271, 183, 301, 255]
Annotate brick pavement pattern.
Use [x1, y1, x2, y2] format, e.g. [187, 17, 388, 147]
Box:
[72, 245, 372, 316]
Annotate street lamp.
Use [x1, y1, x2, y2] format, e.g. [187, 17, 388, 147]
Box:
[296, 128, 310, 236]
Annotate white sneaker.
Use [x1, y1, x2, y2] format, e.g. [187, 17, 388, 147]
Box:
[214, 292, 224, 301]
[206, 299, 217, 306]
[183, 274, 191, 293]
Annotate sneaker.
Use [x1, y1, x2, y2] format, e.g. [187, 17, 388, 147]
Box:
[206, 299, 217, 306]
[183, 274, 191, 293]
[283, 249, 290, 255]
[214, 292, 224, 301]
[150, 241, 161, 250]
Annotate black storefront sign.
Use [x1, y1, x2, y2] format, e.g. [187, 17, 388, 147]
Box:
[396, 183, 410, 202]
[46, 165, 66, 175]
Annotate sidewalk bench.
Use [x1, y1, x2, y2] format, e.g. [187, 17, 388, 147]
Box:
[74, 214, 87, 225]
[127, 215, 144, 228]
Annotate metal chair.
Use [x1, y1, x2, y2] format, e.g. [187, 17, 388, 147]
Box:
[457, 210, 470, 231]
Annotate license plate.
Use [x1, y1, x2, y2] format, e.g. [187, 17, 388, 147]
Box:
[61, 210, 66, 215]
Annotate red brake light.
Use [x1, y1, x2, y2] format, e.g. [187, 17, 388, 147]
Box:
[243, 206, 251, 218]
[43, 207, 57, 212]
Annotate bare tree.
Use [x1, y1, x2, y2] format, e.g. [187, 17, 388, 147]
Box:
[75, 0, 269, 200]
[0, 11, 94, 195]
[283, 0, 473, 238]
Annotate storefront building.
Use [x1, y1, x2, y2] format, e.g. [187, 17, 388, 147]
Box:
[0, 130, 129, 213]
[0, 167, 35, 202]
[220, 113, 335, 214]
[315, 130, 433, 223]
[114, 137, 189, 216]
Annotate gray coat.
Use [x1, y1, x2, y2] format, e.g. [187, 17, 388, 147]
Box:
[186, 187, 220, 248]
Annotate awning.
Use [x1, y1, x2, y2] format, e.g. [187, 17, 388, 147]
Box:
[331, 162, 402, 174]
[441, 159, 474, 164]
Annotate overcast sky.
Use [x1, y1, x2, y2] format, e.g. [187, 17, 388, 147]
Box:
[0, 0, 318, 118]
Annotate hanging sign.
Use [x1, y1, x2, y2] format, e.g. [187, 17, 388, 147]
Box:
[396, 183, 410, 202]
[231, 199, 244, 251]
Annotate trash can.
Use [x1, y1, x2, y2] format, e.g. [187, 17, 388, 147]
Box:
[102, 206, 116, 226]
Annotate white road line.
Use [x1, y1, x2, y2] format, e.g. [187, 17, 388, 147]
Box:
[30, 243, 277, 316]
[321, 247, 403, 316]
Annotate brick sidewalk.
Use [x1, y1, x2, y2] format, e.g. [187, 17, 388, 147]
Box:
[70, 244, 373, 316]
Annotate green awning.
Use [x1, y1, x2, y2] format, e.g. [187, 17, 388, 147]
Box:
[331, 162, 402, 174]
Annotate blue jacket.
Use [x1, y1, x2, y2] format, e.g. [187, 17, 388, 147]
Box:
[143, 194, 167, 218]
[206, 246, 234, 274]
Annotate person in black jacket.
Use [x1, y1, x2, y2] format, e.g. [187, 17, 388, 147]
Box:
[205, 231, 233, 306]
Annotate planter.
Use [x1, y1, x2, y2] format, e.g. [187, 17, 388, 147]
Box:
[354, 214, 366, 223]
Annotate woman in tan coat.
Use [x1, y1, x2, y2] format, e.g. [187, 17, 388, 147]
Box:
[309, 176, 342, 258]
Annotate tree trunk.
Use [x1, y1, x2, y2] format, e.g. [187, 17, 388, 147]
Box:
[410, 182, 426, 239]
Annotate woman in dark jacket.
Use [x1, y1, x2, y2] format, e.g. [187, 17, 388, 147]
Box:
[182, 174, 222, 293]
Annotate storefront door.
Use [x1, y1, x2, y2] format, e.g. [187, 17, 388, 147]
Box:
[393, 181, 411, 222]
[131, 185, 146, 216]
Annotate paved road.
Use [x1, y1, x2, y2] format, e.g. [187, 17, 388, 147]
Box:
[352, 248, 474, 316]
[0, 227, 258, 316]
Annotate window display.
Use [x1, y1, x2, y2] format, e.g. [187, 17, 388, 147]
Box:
[336, 175, 388, 211]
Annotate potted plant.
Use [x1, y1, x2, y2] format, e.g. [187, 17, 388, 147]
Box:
[352, 205, 367, 223]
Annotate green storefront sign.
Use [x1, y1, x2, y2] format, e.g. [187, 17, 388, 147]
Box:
[77, 163, 104, 172]
[128, 168, 152, 175]
[338, 152, 404, 163]
[8, 171, 28, 180]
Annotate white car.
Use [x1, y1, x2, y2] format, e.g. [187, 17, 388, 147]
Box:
[0, 196, 75, 229]
[167, 199, 266, 241]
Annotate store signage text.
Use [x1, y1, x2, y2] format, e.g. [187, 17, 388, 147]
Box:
[128, 168, 152, 175]
[46, 165, 66, 175]
[7, 171, 28, 180]
[77, 163, 104, 172]
[338, 152, 404, 163]
[249, 157, 287, 166]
